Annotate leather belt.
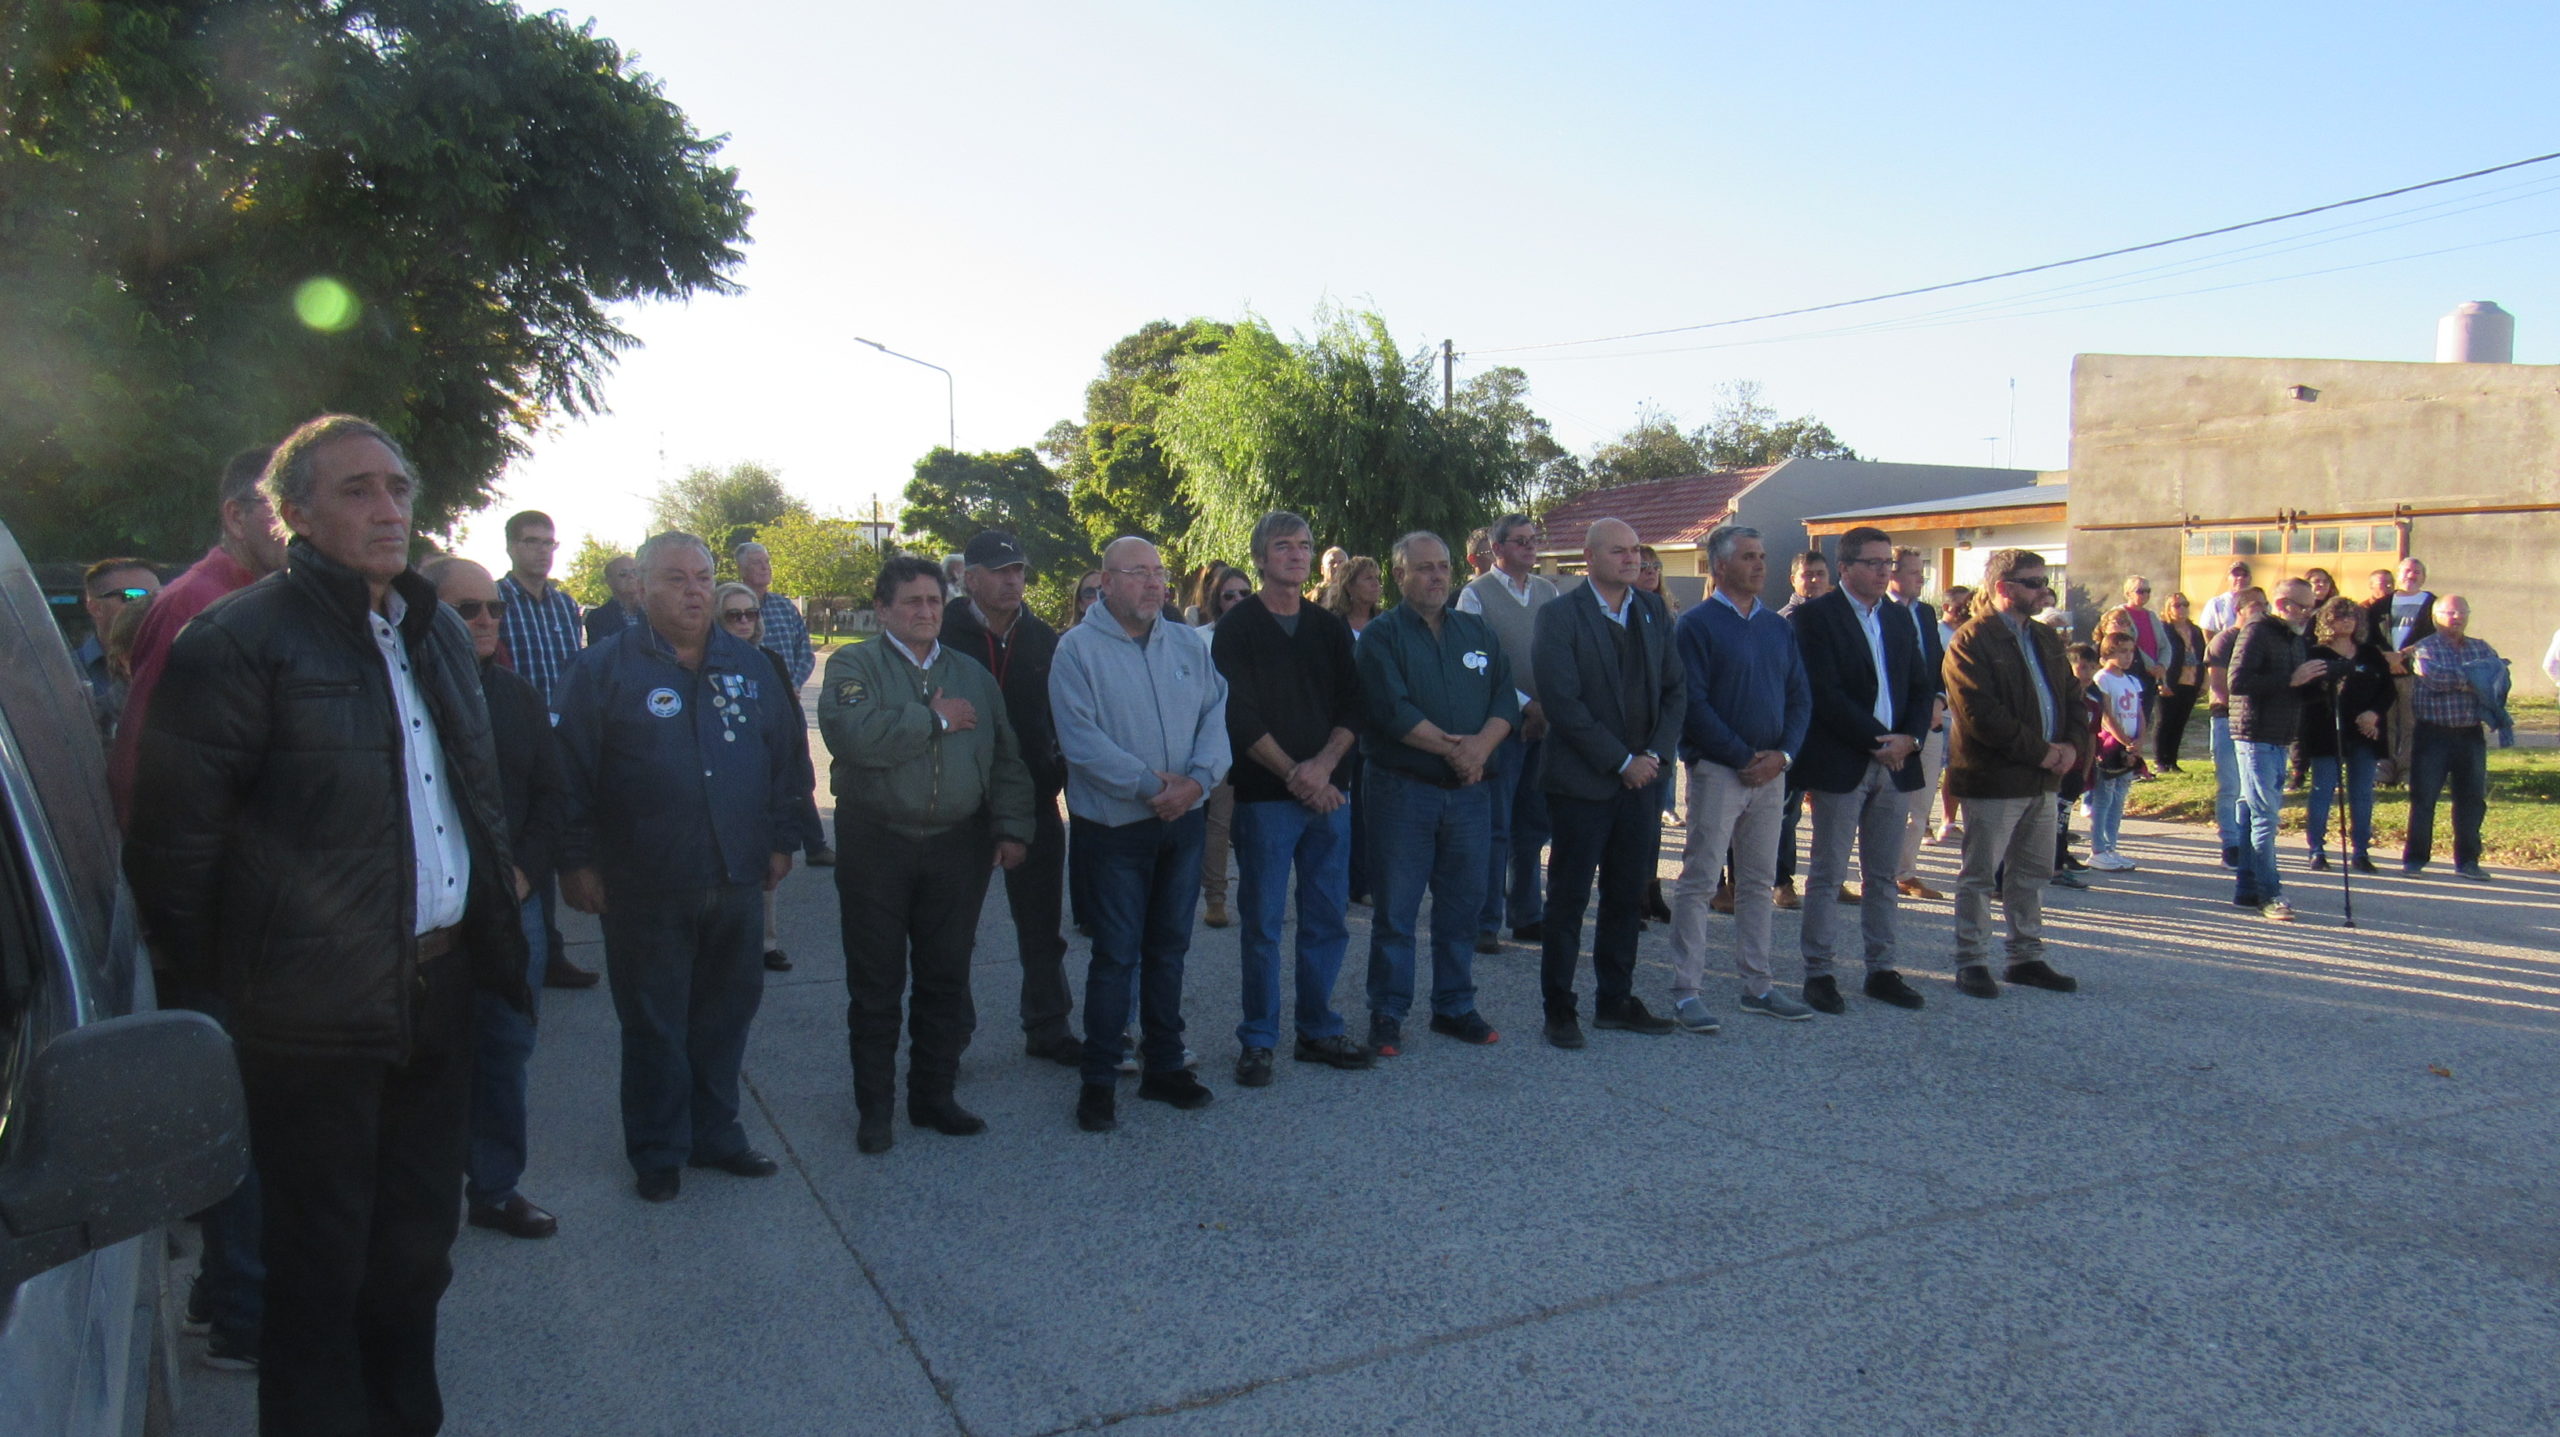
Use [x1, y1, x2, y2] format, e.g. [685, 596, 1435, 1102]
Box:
[416, 925, 460, 962]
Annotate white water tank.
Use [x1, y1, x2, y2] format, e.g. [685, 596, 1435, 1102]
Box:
[2435, 301, 2515, 363]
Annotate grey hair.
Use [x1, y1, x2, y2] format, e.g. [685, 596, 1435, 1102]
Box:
[636, 531, 713, 571]
[732, 541, 769, 561]
[1249, 510, 1313, 568]
[1704, 524, 1761, 569]
[713, 581, 760, 624]
[261, 414, 413, 515]
[1389, 530, 1448, 570]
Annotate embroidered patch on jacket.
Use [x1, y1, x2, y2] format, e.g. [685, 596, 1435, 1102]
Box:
[646, 687, 682, 718]
[836, 678, 867, 708]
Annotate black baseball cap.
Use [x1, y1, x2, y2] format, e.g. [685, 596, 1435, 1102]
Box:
[964, 531, 1028, 569]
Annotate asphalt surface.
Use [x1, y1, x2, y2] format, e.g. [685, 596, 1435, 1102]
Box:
[173, 766, 2560, 1435]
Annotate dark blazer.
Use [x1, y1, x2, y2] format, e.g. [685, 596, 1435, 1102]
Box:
[482, 660, 570, 887]
[1897, 596, 1945, 700]
[1531, 583, 1684, 802]
[1790, 589, 1933, 795]
[583, 597, 638, 646]
[1942, 611, 2093, 800]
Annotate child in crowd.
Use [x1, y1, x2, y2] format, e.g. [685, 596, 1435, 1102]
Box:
[2089, 631, 2149, 871]
[2053, 642, 2104, 889]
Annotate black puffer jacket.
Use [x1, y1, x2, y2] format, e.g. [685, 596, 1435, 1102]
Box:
[2229, 615, 2314, 746]
[125, 541, 531, 1060]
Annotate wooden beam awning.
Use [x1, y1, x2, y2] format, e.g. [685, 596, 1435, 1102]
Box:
[1805, 502, 2067, 539]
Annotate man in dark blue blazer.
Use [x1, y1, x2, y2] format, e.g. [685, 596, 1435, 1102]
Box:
[1788, 526, 1935, 1014]
[1530, 518, 1686, 1048]
[1888, 547, 1951, 896]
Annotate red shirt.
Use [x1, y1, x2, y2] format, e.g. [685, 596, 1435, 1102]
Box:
[110, 544, 266, 824]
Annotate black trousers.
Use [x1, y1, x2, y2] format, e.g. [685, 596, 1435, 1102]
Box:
[2157, 683, 2201, 766]
[838, 813, 996, 1111]
[1540, 787, 1661, 1017]
[1002, 789, 1073, 1041]
[235, 948, 472, 1437]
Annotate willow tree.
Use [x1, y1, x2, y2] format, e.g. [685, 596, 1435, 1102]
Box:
[1158, 308, 1540, 571]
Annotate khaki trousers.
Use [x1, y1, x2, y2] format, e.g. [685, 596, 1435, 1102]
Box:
[1952, 792, 2055, 972]
[1668, 759, 1787, 999]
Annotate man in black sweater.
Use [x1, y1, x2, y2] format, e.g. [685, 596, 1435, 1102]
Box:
[941, 530, 1081, 1066]
[1209, 512, 1373, 1086]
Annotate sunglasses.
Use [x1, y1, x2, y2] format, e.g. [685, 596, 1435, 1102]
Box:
[719, 608, 760, 624]
[2005, 576, 2051, 591]
[1218, 589, 1250, 604]
[91, 587, 151, 603]
[451, 599, 508, 620]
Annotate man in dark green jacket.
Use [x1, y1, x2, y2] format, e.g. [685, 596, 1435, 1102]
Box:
[819, 556, 1035, 1154]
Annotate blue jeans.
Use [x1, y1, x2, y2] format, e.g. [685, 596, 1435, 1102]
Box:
[1077, 809, 1207, 1083]
[599, 881, 766, 1174]
[466, 896, 548, 1206]
[2305, 748, 2379, 858]
[2087, 771, 2132, 854]
[1233, 799, 1352, 1048]
[1479, 734, 1548, 934]
[1366, 766, 1491, 1022]
[2233, 739, 2290, 901]
[2209, 715, 2242, 852]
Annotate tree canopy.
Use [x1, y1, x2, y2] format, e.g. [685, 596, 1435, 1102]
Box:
[1560, 382, 1858, 503]
[649, 461, 805, 564]
[898, 447, 1087, 581]
[0, 0, 751, 559]
[1159, 307, 1541, 568]
[1043, 319, 1231, 566]
[756, 510, 889, 606]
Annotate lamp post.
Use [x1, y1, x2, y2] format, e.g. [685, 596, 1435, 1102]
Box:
[855, 337, 956, 452]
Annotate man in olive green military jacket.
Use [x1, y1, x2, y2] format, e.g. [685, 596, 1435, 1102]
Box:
[819, 555, 1034, 1155]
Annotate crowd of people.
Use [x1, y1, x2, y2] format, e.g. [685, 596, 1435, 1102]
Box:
[68, 409, 2522, 1435]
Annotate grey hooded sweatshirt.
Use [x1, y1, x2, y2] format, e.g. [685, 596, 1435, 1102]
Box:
[1050, 600, 1231, 826]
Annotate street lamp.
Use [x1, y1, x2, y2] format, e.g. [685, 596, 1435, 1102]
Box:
[855, 337, 956, 452]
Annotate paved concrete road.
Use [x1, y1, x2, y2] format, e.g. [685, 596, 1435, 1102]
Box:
[175, 787, 2560, 1435]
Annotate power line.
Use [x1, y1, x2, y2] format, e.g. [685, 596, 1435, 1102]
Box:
[1471, 149, 2560, 355]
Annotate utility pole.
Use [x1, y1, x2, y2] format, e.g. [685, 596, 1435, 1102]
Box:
[1442, 339, 1454, 412]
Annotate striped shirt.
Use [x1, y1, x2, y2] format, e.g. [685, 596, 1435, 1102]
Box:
[758, 589, 814, 686]
[497, 573, 584, 704]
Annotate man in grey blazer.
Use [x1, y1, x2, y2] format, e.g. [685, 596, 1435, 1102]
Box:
[1531, 518, 1686, 1049]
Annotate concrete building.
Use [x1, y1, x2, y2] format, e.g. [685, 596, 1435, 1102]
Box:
[2066, 344, 2560, 667]
[1802, 478, 2070, 603]
[1536, 457, 2040, 608]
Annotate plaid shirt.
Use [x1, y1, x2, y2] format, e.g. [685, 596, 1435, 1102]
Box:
[498, 573, 585, 704]
[2410, 633, 2496, 728]
[758, 589, 813, 686]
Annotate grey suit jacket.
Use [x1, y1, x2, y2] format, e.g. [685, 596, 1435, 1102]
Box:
[1531, 583, 1685, 802]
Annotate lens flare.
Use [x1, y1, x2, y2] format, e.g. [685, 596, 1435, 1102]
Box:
[293, 278, 361, 333]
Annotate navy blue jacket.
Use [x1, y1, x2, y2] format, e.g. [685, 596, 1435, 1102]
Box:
[552, 620, 811, 890]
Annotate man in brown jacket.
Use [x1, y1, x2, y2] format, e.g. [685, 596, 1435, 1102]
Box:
[1940, 549, 2091, 999]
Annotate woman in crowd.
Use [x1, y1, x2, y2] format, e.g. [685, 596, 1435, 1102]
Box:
[2300, 595, 2395, 873]
[716, 581, 826, 972]
[1931, 585, 1974, 844]
[1321, 555, 1384, 904]
[1194, 562, 1251, 927]
[2154, 591, 2205, 772]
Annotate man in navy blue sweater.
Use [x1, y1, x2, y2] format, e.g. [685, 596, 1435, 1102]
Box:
[1664, 525, 1812, 1032]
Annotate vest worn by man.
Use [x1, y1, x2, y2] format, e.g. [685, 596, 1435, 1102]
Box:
[1613, 611, 1656, 746]
[1465, 571, 1559, 701]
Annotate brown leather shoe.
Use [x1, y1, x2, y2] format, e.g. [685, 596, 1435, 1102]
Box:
[1204, 898, 1231, 929]
[467, 1195, 559, 1240]
[1709, 879, 1736, 915]
[544, 958, 600, 989]
[1896, 878, 1946, 900]
[1773, 881, 1801, 911]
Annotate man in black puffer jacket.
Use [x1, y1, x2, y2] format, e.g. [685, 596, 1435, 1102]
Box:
[126, 415, 530, 1437]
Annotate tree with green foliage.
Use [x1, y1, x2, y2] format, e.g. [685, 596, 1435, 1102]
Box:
[649, 461, 805, 570]
[0, 0, 750, 560]
[899, 447, 1088, 582]
[1160, 308, 1542, 569]
[1572, 383, 1859, 500]
[560, 533, 624, 606]
[757, 510, 888, 606]
[1583, 402, 1711, 492]
[1044, 319, 1231, 566]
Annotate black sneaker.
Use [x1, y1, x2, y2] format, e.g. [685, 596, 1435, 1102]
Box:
[1075, 1083, 1118, 1132]
[763, 948, 793, 972]
[1954, 965, 1999, 1000]
[1543, 1015, 1587, 1049]
[1235, 1047, 1275, 1087]
[183, 1276, 213, 1335]
[1137, 1070, 1215, 1109]
[1862, 969, 1926, 1009]
[1368, 1014, 1403, 1058]
[2309, 853, 2331, 872]
[2351, 855, 2378, 875]
[1511, 920, 1545, 942]
[1428, 1010, 1500, 1045]
[1801, 975, 1846, 1015]
[1025, 1032, 1084, 1067]
[1593, 995, 1676, 1034]
[2233, 893, 2265, 909]
[201, 1329, 258, 1372]
[1292, 1034, 1374, 1069]
[2003, 959, 2079, 993]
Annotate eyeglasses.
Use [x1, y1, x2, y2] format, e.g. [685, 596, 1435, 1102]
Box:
[1108, 566, 1169, 582]
[719, 608, 760, 624]
[451, 599, 508, 620]
[89, 587, 151, 603]
[1841, 556, 1894, 571]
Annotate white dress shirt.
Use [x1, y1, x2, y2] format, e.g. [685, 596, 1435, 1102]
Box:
[372, 595, 470, 933]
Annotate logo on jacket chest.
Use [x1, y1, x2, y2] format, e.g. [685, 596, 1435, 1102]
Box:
[646, 687, 682, 718]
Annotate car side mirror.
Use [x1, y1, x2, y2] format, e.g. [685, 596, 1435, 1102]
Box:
[0, 1010, 248, 1288]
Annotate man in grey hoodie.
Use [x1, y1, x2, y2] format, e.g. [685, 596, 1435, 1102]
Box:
[1051, 536, 1232, 1133]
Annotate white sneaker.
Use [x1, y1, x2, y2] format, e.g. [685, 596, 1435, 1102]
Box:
[2261, 899, 2296, 923]
[2090, 851, 2137, 872]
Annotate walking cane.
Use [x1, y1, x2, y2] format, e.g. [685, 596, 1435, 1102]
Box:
[2335, 674, 2356, 929]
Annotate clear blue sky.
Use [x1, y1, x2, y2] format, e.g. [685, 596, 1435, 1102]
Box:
[462, 0, 2560, 571]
